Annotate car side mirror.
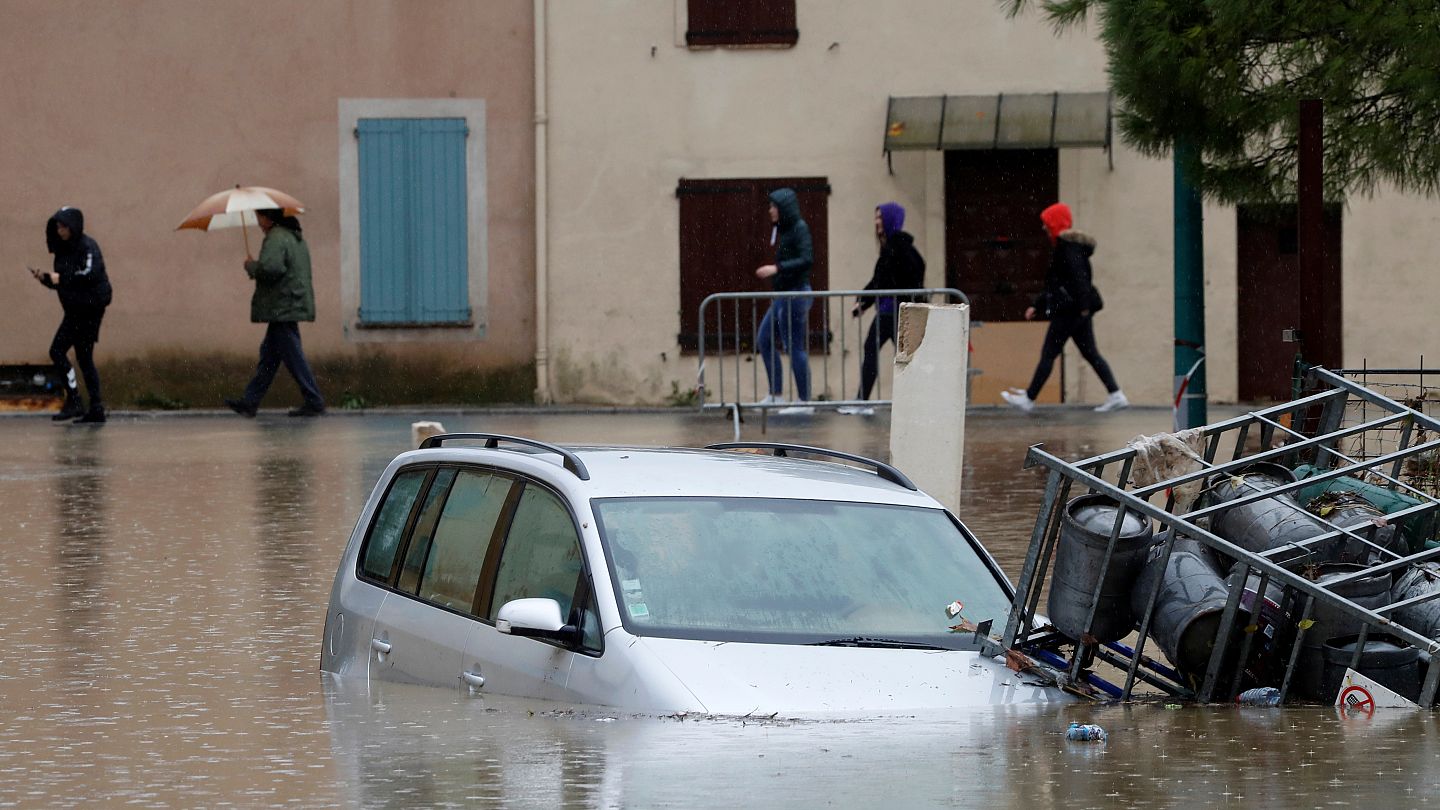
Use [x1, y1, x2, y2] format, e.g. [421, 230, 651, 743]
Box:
[496, 598, 581, 645]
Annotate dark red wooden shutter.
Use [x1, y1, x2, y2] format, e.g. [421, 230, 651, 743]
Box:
[677, 177, 828, 352]
[686, 0, 798, 47]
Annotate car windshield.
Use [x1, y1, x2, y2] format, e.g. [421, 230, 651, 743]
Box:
[592, 497, 1010, 649]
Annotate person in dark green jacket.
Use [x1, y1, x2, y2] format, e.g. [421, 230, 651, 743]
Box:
[224, 209, 325, 417]
[754, 188, 814, 405]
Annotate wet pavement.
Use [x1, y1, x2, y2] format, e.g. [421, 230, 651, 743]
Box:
[2, 406, 1438, 807]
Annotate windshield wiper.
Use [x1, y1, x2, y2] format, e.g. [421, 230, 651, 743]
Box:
[808, 636, 950, 651]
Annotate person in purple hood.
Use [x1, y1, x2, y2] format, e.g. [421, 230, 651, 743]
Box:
[839, 202, 925, 415]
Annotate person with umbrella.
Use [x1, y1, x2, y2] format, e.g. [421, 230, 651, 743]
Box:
[28, 206, 112, 423]
[223, 208, 326, 417]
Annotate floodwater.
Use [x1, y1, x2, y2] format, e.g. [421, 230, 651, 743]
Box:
[2, 406, 1438, 808]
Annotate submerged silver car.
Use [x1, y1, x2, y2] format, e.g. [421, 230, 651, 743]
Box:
[320, 435, 1064, 714]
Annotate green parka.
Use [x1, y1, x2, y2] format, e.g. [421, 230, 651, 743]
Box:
[768, 188, 813, 292]
[245, 225, 315, 323]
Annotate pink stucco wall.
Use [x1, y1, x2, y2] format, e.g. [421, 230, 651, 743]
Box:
[0, 1, 534, 368]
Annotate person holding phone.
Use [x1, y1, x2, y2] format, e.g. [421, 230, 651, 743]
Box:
[30, 207, 112, 423]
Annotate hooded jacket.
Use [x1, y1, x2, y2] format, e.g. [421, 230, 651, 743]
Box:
[858, 232, 925, 313]
[1034, 230, 1103, 319]
[768, 188, 813, 292]
[245, 224, 315, 323]
[1034, 203, 1103, 319]
[44, 207, 112, 310]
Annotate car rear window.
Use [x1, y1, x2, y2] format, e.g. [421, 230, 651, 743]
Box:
[360, 469, 428, 581]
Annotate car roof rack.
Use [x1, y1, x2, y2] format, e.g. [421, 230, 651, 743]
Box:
[418, 433, 591, 481]
[705, 442, 918, 491]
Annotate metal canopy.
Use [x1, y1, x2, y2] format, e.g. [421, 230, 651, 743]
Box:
[884, 92, 1111, 152]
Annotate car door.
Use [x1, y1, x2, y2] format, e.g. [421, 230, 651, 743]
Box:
[324, 465, 429, 678]
[464, 481, 602, 701]
[370, 468, 514, 689]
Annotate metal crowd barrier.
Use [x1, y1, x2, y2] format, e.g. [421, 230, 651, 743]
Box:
[995, 367, 1440, 707]
[696, 288, 969, 413]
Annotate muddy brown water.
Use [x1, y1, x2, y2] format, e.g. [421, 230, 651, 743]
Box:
[2, 407, 1437, 807]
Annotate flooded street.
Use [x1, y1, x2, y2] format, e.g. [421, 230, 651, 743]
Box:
[3, 407, 1439, 807]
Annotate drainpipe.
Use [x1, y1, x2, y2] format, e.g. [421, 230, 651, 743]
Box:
[533, 0, 553, 403]
[1173, 136, 1207, 429]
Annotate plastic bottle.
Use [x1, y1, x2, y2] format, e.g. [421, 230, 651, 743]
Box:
[1235, 687, 1282, 707]
[1065, 722, 1108, 742]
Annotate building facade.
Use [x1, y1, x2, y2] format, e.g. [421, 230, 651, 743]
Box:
[538, 0, 1440, 407]
[1, 1, 536, 404]
[6, 1, 1438, 410]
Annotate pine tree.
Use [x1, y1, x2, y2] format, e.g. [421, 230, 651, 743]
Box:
[1008, 0, 1440, 203]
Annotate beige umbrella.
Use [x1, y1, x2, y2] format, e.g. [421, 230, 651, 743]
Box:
[177, 185, 305, 257]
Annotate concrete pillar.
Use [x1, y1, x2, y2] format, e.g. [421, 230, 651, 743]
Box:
[890, 303, 969, 515]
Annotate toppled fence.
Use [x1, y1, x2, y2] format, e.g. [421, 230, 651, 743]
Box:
[991, 366, 1440, 707]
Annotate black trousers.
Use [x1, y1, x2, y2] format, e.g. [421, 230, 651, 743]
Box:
[49, 305, 106, 407]
[241, 322, 325, 409]
[1025, 312, 1119, 400]
[857, 310, 898, 401]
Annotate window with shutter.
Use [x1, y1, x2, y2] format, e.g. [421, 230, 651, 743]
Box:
[686, 0, 798, 47]
[356, 117, 471, 326]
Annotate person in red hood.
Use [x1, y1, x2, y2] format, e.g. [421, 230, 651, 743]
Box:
[1001, 202, 1128, 413]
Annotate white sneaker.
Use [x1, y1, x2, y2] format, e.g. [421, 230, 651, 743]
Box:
[776, 404, 816, 416]
[1095, 390, 1130, 412]
[756, 394, 785, 406]
[836, 405, 874, 416]
[1000, 389, 1035, 414]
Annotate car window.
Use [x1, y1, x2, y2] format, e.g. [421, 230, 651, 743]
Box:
[418, 470, 514, 613]
[360, 468, 428, 582]
[487, 485, 585, 623]
[396, 468, 459, 595]
[593, 497, 1011, 649]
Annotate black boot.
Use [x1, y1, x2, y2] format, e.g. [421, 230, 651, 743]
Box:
[52, 390, 84, 421]
[73, 405, 106, 424]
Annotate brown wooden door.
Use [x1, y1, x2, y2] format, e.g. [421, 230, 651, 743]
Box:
[677, 177, 829, 352]
[945, 149, 1058, 322]
[1236, 204, 1342, 402]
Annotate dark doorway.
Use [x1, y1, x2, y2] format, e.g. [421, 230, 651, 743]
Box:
[1236, 204, 1343, 402]
[944, 149, 1058, 322]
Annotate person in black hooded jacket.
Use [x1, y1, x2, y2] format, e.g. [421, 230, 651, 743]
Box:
[29, 207, 113, 423]
[840, 202, 925, 413]
[1001, 202, 1127, 414]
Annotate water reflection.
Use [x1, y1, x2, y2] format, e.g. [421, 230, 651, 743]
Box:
[320, 678, 1440, 808]
[50, 428, 108, 658]
[254, 424, 316, 591]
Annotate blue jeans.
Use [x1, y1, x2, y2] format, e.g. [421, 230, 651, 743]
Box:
[241, 322, 326, 409]
[756, 289, 813, 401]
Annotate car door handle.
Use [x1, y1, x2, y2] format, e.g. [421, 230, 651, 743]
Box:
[462, 671, 486, 688]
[370, 638, 392, 654]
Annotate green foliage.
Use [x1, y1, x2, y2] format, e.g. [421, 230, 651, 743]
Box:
[664, 381, 699, 408]
[1006, 0, 1440, 204]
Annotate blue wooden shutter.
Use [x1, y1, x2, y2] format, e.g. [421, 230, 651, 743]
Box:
[357, 118, 470, 324]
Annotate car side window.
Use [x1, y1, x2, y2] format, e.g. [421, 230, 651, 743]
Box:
[359, 468, 428, 582]
[396, 467, 458, 595]
[418, 470, 514, 613]
[488, 485, 587, 626]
